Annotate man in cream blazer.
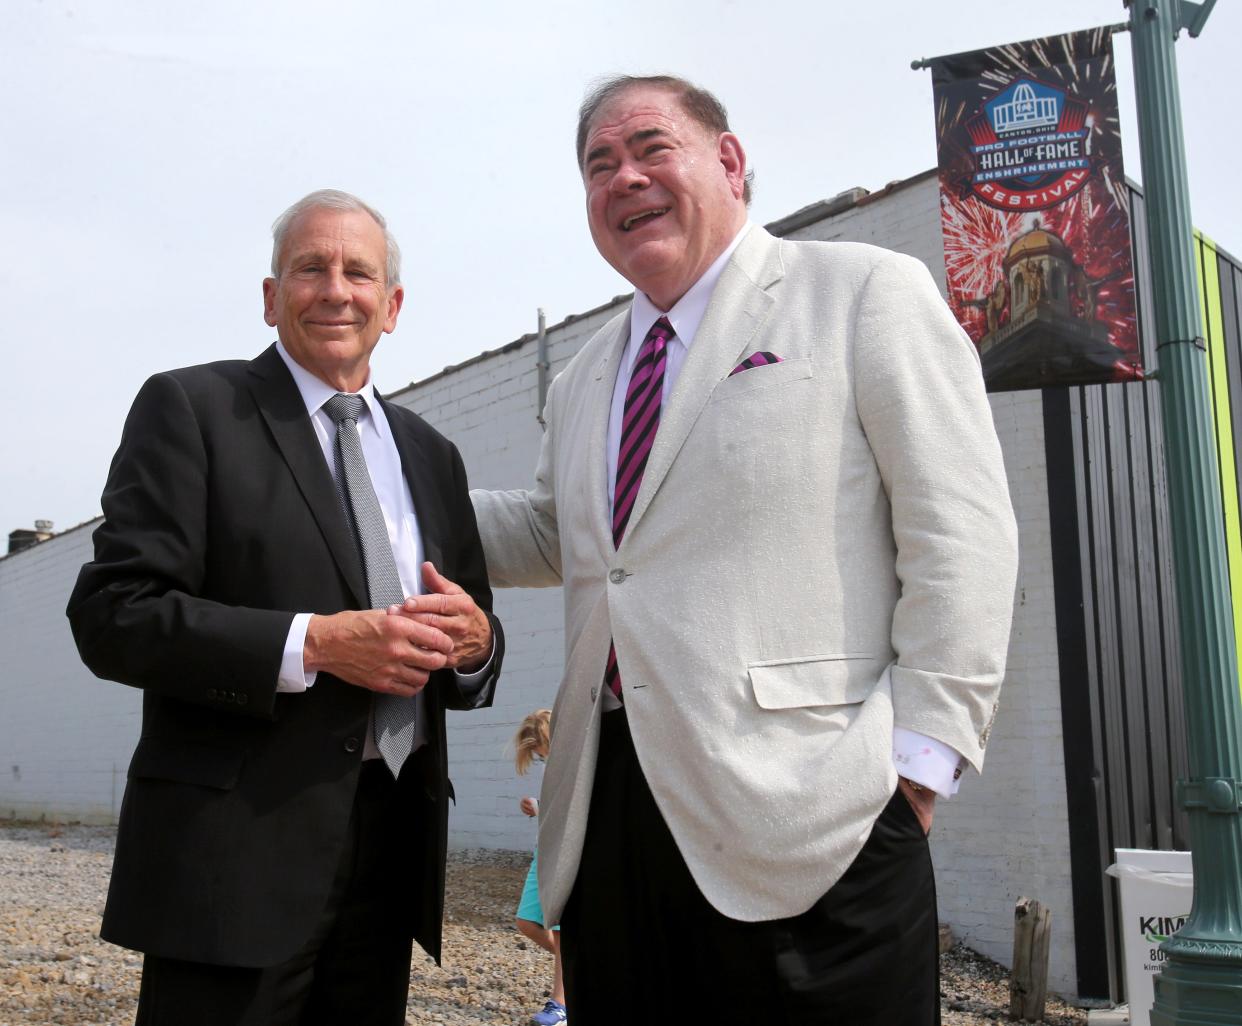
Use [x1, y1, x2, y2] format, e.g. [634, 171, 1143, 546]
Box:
[472, 75, 1018, 1025]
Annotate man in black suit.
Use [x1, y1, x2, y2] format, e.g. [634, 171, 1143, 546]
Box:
[66, 189, 503, 1026]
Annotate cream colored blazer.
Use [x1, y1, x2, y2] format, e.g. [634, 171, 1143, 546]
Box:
[472, 227, 1018, 925]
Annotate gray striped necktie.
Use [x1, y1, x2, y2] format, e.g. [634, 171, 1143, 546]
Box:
[324, 392, 415, 778]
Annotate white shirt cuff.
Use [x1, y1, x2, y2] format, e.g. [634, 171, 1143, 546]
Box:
[892, 727, 964, 798]
[277, 613, 318, 693]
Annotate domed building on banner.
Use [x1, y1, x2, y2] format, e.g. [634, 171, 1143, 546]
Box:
[974, 221, 1127, 389]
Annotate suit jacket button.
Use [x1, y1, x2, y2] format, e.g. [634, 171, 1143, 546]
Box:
[344, 737, 361, 753]
[591, 686, 598, 702]
[609, 569, 626, 584]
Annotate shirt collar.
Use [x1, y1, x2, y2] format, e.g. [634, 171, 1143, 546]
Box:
[274, 341, 387, 440]
[629, 222, 752, 353]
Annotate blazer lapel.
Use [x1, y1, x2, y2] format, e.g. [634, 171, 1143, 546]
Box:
[248, 345, 367, 608]
[589, 312, 631, 555]
[622, 228, 783, 542]
[377, 396, 444, 573]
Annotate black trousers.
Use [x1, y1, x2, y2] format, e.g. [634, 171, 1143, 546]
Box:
[134, 759, 417, 1026]
[560, 709, 941, 1026]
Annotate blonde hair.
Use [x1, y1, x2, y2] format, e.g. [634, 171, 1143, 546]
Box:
[513, 709, 551, 775]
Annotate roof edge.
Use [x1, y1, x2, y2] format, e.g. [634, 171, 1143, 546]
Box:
[384, 291, 634, 403]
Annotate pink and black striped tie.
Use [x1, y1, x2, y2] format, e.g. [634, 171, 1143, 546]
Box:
[604, 316, 673, 700]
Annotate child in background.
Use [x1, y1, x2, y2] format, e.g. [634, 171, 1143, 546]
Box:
[513, 709, 567, 1026]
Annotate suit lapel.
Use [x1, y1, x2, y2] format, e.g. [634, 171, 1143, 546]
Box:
[248, 344, 367, 607]
[378, 395, 444, 573]
[621, 228, 783, 543]
[589, 312, 631, 555]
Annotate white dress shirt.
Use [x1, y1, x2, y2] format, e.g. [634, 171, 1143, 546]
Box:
[274, 341, 491, 757]
[606, 225, 964, 796]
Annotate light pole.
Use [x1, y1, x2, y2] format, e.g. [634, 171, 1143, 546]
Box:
[1125, 1, 1242, 1022]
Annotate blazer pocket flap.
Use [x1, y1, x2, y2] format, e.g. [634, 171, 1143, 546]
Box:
[128, 736, 245, 790]
[749, 655, 877, 710]
[711, 356, 813, 402]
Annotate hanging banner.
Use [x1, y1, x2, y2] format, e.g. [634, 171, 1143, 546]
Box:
[931, 27, 1142, 391]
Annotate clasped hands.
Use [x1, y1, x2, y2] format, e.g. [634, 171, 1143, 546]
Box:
[303, 562, 492, 697]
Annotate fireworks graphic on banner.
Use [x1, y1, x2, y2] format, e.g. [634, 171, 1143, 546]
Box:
[931, 28, 1141, 390]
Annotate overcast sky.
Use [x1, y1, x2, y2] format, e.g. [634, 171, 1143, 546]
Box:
[4, 0, 1237, 540]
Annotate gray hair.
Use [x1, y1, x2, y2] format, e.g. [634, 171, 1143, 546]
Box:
[269, 189, 402, 286]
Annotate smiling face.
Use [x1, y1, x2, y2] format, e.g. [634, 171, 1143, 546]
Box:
[262, 206, 404, 392]
[581, 84, 748, 311]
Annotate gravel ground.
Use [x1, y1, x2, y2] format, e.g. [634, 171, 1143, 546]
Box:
[0, 821, 1089, 1025]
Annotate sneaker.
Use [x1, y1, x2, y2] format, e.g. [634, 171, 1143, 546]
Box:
[530, 999, 568, 1025]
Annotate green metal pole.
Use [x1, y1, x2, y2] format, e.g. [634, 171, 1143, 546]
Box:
[1126, 1, 1242, 1023]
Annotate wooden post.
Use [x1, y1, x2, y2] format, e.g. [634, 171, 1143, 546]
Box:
[1010, 897, 1052, 1022]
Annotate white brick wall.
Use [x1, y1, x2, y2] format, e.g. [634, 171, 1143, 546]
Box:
[934, 390, 1077, 993]
[0, 523, 140, 823]
[0, 172, 1080, 995]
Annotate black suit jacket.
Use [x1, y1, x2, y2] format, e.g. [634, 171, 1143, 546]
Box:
[66, 344, 503, 968]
